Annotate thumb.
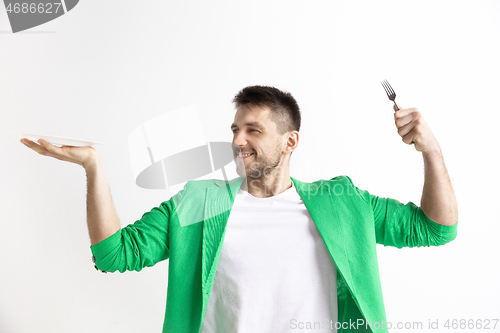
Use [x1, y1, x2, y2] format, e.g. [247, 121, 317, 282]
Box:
[393, 103, 403, 112]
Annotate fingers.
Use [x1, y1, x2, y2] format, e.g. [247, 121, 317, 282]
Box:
[21, 138, 56, 157]
[394, 107, 420, 119]
[395, 109, 422, 134]
[396, 119, 414, 138]
[21, 138, 44, 153]
[21, 138, 92, 166]
[395, 112, 413, 129]
[402, 127, 418, 145]
[393, 108, 423, 146]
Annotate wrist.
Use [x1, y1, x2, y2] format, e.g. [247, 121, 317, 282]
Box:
[422, 144, 442, 158]
[83, 151, 101, 171]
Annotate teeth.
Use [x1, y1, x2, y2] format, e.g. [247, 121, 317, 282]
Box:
[239, 153, 253, 158]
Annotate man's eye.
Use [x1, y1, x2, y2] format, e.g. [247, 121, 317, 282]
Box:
[232, 129, 258, 133]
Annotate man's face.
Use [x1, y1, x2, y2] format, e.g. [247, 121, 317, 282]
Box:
[231, 103, 287, 179]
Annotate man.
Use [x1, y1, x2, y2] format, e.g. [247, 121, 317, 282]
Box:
[21, 85, 458, 333]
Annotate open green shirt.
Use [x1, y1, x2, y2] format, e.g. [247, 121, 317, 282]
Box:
[90, 175, 458, 333]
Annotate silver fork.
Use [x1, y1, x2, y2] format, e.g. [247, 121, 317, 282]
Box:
[381, 79, 415, 144]
[381, 79, 400, 110]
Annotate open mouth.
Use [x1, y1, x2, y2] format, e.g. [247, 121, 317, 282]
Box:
[238, 153, 254, 159]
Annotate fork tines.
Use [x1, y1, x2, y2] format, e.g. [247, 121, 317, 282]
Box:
[380, 79, 399, 111]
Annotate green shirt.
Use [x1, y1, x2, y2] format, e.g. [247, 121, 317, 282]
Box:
[90, 175, 458, 333]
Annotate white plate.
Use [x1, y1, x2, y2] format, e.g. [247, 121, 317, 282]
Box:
[10, 131, 105, 147]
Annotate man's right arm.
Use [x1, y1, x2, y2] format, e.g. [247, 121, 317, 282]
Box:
[84, 153, 121, 247]
[20, 138, 121, 247]
[21, 137, 173, 273]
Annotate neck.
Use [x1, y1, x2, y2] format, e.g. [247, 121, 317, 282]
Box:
[240, 168, 292, 198]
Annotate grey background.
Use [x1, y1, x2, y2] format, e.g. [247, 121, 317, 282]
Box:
[1, 1, 499, 332]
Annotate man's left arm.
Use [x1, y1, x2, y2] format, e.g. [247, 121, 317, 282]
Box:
[394, 105, 458, 226]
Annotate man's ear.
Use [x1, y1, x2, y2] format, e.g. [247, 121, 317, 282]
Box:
[284, 131, 299, 153]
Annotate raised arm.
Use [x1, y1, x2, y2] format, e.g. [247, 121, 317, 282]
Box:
[420, 150, 458, 226]
[393, 105, 458, 226]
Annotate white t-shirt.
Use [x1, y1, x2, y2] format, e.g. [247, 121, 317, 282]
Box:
[200, 182, 338, 332]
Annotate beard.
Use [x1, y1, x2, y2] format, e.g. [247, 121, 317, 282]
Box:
[235, 144, 283, 179]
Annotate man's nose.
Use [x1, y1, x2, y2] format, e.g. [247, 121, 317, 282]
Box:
[232, 131, 247, 146]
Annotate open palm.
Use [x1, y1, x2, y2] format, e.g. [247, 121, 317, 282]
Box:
[21, 138, 97, 167]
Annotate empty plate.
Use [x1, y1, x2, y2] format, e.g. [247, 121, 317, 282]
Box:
[11, 131, 105, 147]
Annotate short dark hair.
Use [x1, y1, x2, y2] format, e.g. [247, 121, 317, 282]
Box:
[232, 85, 301, 135]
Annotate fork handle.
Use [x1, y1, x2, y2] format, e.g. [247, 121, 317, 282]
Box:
[394, 101, 400, 111]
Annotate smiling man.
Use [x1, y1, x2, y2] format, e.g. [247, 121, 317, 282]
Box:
[199, 86, 458, 333]
[23, 85, 458, 333]
[230, 88, 300, 198]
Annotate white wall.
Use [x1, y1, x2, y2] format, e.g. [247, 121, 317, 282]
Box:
[1, 0, 499, 332]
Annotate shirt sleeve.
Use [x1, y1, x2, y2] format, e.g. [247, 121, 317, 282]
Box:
[89, 183, 187, 273]
[345, 176, 458, 249]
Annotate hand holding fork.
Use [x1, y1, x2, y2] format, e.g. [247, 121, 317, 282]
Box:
[381, 79, 441, 154]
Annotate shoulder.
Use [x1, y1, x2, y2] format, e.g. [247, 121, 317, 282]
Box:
[165, 179, 221, 214]
[324, 175, 370, 204]
[292, 175, 356, 196]
[326, 175, 353, 184]
[184, 178, 221, 190]
[184, 177, 242, 191]
[324, 175, 353, 187]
